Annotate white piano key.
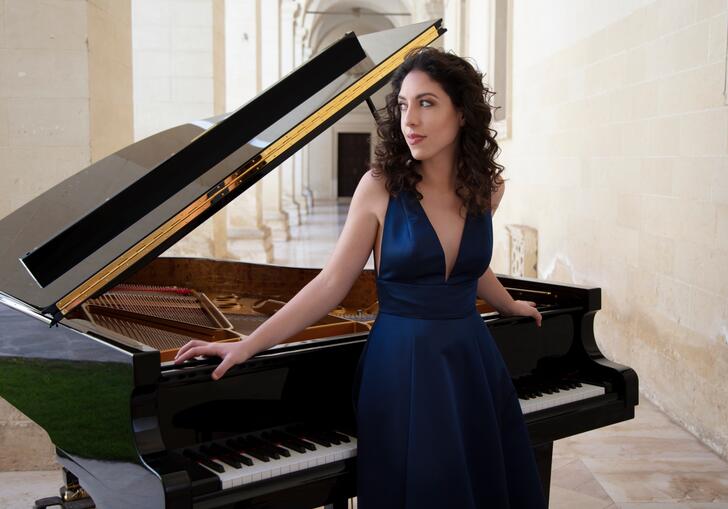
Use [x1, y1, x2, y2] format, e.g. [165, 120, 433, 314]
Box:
[198, 459, 243, 490]
[192, 431, 358, 490]
[519, 383, 605, 414]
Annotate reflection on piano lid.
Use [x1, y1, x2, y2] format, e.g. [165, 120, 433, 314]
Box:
[0, 19, 446, 321]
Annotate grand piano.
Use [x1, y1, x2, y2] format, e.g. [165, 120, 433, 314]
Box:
[0, 19, 637, 509]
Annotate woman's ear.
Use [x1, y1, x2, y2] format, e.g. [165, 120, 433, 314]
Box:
[458, 111, 465, 127]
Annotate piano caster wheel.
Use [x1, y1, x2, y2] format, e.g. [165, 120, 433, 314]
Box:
[33, 495, 95, 509]
[34, 496, 64, 509]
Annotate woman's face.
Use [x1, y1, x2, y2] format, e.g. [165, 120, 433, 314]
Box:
[398, 69, 463, 164]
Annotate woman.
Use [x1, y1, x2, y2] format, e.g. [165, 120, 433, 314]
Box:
[175, 47, 546, 508]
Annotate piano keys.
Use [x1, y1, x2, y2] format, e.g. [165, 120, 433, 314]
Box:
[0, 18, 638, 509]
[184, 426, 358, 490]
[517, 378, 607, 415]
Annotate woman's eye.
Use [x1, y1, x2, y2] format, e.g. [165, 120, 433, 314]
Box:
[398, 103, 407, 111]
[420, 100, 432, 107]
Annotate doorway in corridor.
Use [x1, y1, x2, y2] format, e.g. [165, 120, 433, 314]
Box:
[337, 132, 371, 198]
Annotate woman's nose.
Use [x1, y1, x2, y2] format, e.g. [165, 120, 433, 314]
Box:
[404, 107, 419, 126]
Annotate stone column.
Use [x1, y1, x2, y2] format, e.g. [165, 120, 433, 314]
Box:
[260, 0, 291, 241]
[292, 23, 309, 215]
[133, 0, 221, 259]
[88, 0, 134, 162]
[442, 0, 464, 52]
[211, 0, 229, 258]
[0, 0, 133, 471]
[224, 0, 272, 262]
[300, 44, 314, 211]
[279, 0, 301, 225]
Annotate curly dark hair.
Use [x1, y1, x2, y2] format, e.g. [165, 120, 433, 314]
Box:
[371, 46, 504, 217]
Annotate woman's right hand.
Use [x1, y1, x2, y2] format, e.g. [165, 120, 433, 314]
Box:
[174, 338, 253, 380]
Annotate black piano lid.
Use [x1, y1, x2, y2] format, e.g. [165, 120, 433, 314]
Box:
[0, 20, 445, 317]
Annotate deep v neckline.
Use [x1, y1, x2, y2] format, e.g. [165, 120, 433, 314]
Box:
[413, 195, 468, 283]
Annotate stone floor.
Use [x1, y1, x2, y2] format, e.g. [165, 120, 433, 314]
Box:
[3, 398, 727, 508]
[269, 199, 375, 270]
[2, 200, 728, 508]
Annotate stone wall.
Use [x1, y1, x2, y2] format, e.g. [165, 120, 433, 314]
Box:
[492, 0, 728, 459]
[0, 0, 92, 218]
[0, 0, 133, 470]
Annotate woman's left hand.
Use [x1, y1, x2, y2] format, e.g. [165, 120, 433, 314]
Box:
[502, 300, 542, 327]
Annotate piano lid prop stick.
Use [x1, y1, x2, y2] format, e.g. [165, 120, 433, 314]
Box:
[365, 97, 381, 123]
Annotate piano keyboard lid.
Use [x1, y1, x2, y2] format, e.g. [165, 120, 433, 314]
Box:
[0, 20, 445, 320]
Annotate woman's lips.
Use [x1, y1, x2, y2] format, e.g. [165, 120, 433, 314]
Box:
[407, 134, 425, 145]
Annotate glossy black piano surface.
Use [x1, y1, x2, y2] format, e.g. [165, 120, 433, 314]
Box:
[0, 19, 637, 509]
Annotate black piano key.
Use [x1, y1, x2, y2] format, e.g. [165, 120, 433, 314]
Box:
[278, 430, 318, 452]
[243, 436, 282, 460]
[331, 431, 351, 443]
[255, 436, 291, 457]
[317, 429, 342, 445]
[194, 446, 216, 462]
[246, 436, 281, 459]
[260, 431, 299, 453]
[208, 443, 245, 469]
[214, 455, 242, 469]
[271, 430, 317, 452]
[303, 435, 332, 447]
[233, 437, 271, 462]
[183, 449, 224, 473]
[269, 431, 307, 451]
[199, 445, 241, 469]
[212, 443, 252, 464]
[262, 431, 307, 454]
[224, 440, 254, 466]
[287, 426, 332, 447]
[312, 427, 343, 445]
[272, 444, 291, 457]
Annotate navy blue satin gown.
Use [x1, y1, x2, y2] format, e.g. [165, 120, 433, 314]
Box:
[353, 190, 546, 509]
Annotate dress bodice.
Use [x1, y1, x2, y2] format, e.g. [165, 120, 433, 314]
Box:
[375, 190, 493, 319]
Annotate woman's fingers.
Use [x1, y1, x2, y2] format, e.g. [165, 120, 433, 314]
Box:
[174, 343, 219, 364]
[532, 307, 542, 327]
[173, 340, 252, 380]
[174, 346, 203, 364]
[212, 354, 236, 380]
[175, 339, 208, 360]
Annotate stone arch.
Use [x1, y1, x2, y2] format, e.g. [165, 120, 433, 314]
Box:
[297, 0, 413, 53]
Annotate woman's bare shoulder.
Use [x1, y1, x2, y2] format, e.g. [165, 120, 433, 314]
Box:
[351, 169, 390, 221]
[358, 168, 388, 192]
[354, 169, 389, 202]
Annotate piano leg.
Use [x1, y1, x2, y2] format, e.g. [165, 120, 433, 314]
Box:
[533, 442, 553, 506]
[323, 499, 349, 509]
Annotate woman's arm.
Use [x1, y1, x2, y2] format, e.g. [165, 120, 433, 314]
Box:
[476, 181, 542, 326]
[175, 170, 385, 379]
